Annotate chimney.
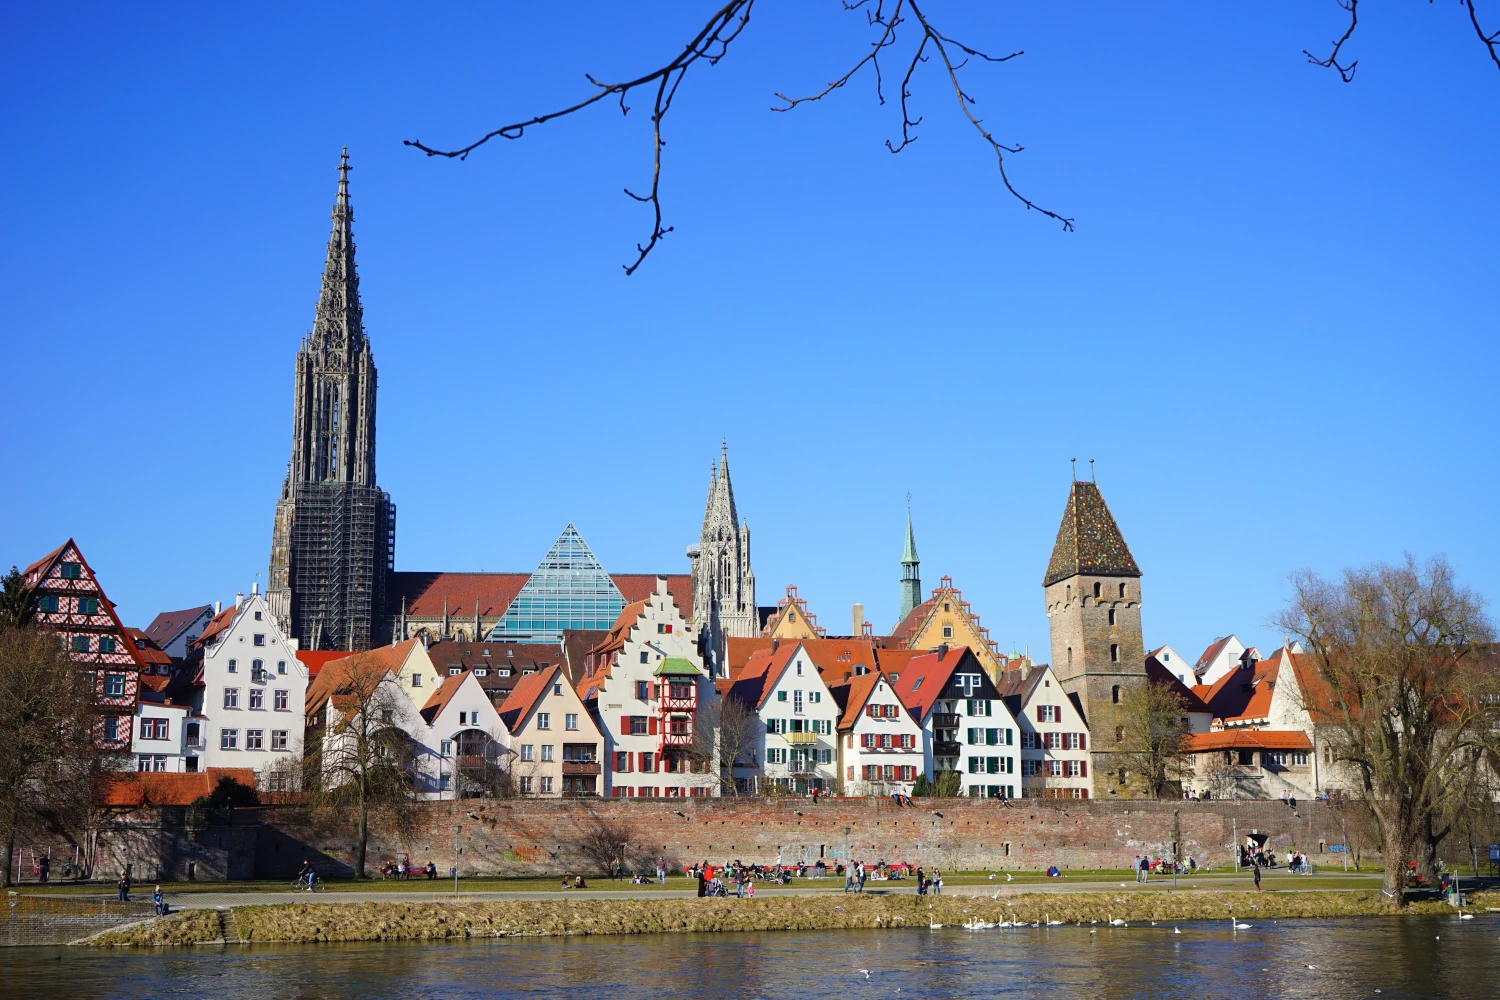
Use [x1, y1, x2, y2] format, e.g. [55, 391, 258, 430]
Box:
[772, 638, 780, 652]
[214, 600, 222, 614]
[235, 592, 244, 609]
[936, 642, 949, 659]
[851, 603, 865, 637]
[251, 581, 260, 597]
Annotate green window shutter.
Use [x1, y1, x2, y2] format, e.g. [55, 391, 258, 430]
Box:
[967, 728, 979, 744]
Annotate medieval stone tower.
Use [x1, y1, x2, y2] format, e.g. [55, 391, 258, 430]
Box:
[687, 441, 755, 674]
[266, 149, 395, 652]
[1043, 477, 1145, 797]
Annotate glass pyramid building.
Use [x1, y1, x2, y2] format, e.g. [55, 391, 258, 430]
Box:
[484, 524, 625, 643]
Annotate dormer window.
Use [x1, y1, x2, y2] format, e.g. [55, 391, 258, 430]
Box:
[449, 668, 461, 676]
[474, 669, 487, 677]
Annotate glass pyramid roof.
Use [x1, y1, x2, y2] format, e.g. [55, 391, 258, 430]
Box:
[484, 523, 624, 643]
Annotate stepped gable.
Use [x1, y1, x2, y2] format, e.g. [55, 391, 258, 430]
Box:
[1043, 481, 1141, 587]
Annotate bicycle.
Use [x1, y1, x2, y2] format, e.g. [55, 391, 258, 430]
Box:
[290, 874, 326, 892]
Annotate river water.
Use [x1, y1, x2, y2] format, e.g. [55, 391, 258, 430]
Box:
[3, 916, 1496, 998]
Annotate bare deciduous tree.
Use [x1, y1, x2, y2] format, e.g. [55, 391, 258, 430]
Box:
[1115, 680, 1191, 800]
[692, 694, 760, 795]
[1276, 555, 1498, 905]
[302, 664, 420, 878]
[0, 627, 120, 886]
[572, 811, 634, 878]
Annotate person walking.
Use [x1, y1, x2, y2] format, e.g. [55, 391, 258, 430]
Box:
[657, 857, 666, 884]
[152, 885, 165, 916]
[844, 863, 856, 894]
[1140, 856, 1150, 883]
[857, 861, 867, 894]
[1253, 863, 1263, 892]
[933, 869, 943, 895]
[916, 866, 926, 896]
[117, 871, 130, 902]
[38, 856, 50, 884]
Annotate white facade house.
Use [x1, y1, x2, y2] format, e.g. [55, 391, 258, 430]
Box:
[1147, 644, 1197, 688]
[416, 670, 513, 799]
[835, 669, 926, 797]
[1193, 634, 1257, 687]
[892, 645, 1021, 797]
[576, 578, 718, 798]
[131, 700, 195, 773]
[996, 664, 1091, 799]
[726, 641, 841, 793]
[191, 586, 305, 784]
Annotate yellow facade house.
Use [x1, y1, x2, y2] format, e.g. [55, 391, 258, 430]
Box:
[758, 584, 825, 641]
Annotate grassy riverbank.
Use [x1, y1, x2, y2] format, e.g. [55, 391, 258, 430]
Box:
[86, 888, 1490, 947]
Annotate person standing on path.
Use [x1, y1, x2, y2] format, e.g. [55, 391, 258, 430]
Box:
[657, 858, 666, 884]
[117, 871, 130, 902]
[1253, 864, 1262, 892]
[933, 870, 943, 895]
[38, 856, 50, 884]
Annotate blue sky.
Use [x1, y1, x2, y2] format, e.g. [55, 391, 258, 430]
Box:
[2, 2, 1496, 665]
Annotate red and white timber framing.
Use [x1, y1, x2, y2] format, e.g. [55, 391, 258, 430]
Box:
[23, 539, 146, 751]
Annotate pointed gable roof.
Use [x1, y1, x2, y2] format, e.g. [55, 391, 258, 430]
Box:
[143, 606, 213, 649]
[497, 664, 563, 732]
[25, 539, 147, 672]
[725, 643, 802, 711]
[890, 645, 974, 723]
[304, 642, 414, 718]
[1044, 481, 1141, 587]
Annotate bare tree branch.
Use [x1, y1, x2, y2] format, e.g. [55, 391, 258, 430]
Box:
[1308, 0, 1500, 82]
[1305, 0, 1360, 83]
[1464, 0, 1500, 71]
[408, 1, 1071, 274]
[405, 2, 755, 275]
[774, 0, 1069, 230]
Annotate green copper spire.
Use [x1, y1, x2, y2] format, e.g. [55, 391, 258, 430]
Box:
[898, 497, 921, 625]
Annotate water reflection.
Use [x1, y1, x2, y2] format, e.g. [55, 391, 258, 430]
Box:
[3, 916, 1494, 999]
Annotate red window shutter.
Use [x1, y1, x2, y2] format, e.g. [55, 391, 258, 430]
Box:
[1079, 732, 1087, 750]
[648, 716, 658, 735]
[1080, 761, 1088, 778]
[1036, 706, 1044, 722]
[620, 715, 629, 734]
[1056, 705, 1063, 721]
[847, 765, 854, 780]
[1080, 788, 1089, 800]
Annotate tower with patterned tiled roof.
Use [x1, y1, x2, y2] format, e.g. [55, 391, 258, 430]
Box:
[1043, 476, 1145, 798]
[266, 149, 396, 652]
[899, 505, 921, 625]
[687, 441, 756, 675]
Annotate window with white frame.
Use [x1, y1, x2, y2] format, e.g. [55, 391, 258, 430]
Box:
[220, 729, 238, 750]
[245, 729, 264, 751]
[537, 712, 550, 730]
[271, 730, 288, 751]
[566, 713, 578, 730]
[541, 745, 554, 762]
[223, 688, 239, 709]
[521, 745, 534, 762]
[540, 776, 554, 793]
[249, 689, 264, 710]
[274, 690, 289, 710]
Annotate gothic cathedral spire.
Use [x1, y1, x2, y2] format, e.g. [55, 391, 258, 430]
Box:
[688, 440, 755, 675]
[899, 499, 921, 624]
[267, 149, 395, 653]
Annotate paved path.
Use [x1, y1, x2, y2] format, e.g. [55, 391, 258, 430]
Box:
[161, 872, 1382, 909]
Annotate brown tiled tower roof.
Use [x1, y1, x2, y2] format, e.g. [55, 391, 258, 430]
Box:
[1043, 481, 1141, 586]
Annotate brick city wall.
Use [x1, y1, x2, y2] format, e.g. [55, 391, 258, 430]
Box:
[250, 796, 1362, 879]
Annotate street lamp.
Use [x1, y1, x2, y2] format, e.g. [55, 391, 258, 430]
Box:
[453, 824, 462, 896]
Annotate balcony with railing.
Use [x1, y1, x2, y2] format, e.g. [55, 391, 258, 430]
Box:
[932, 714, 960, 730]
[562, 760, 601, 775]
[934, 740, 961, 758]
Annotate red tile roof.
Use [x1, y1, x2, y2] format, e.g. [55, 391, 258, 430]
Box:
[21, 541, 69, 583]
[420, 671, 472, 725]
[1195, 649, 1287, 725]
[723, 643, 801, 712]
[888, 646, 971, 722]
[98, 768, 259, 807]
[304, 642, 415, 718]
[1146, 658, 1212, 713]
[386, 571, 693, 620]
[193, 604, 239, 649]
[724, 637, 880, 682]
[497, 664, 562, 733]
[126, 628, 174, 668]
[296, 649, 351, 681]
[1184, 729, 1313, 753]
[589, 599, 650, 663]
[1195, 636, 1233, 673]
[142, 606, 213, 649]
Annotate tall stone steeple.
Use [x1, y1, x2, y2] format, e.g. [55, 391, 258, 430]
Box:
[688, 440, 756, 674]
[898, 500, 921, 625]
[267, 149, 395, 652]
[1043, 475, 1145, 798]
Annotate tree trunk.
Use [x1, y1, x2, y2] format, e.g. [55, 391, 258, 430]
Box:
[2, 828, 15, 888]
[1379, 815, 1416, 907]
[355, 786, 368, 879]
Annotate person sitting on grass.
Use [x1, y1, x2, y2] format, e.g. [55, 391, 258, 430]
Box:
[561, 875, 573, 889]
[576, 875, 588, 889]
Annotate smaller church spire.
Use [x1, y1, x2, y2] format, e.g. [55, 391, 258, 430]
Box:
[898, 497, 921, 625]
